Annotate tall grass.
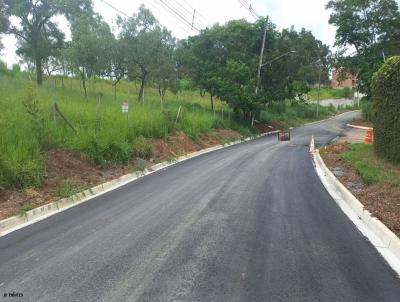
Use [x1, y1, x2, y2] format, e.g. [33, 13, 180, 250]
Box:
[260, 101, 359, 129]
[0, 72, 250, 189]
[308, 87, 354, 101]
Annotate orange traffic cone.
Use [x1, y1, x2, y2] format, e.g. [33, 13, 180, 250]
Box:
[364, 128, 373, 144]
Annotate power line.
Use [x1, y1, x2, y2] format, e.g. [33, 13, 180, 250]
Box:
[168, 0, 208, 28]
[142, 0, 192, 35]
[181, 0, 210, 24]
[238, 0, 259, 19]
[99, 0, 130, 18]
[156, 0, 200, 32]
[152, 0, 195, 32]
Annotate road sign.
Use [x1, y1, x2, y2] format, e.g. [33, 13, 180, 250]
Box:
[122, 101, 129, 113]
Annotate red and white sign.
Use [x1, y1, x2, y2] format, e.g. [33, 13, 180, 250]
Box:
[122, 101, 129, 113]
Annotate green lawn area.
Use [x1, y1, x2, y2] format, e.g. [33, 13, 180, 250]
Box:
[308, 87, 353, 101]
[340, 144, 400, 186]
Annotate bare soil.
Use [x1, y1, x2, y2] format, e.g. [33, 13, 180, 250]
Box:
[320, 143, 400, 237]
[351, 119, 373, 128]
[0, 128, 245, 220]
[0, 150, 132, 220]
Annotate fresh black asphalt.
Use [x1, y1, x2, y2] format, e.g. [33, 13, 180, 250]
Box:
[0, 111, 399, 301]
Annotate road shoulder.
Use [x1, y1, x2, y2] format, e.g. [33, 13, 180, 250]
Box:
[310, 137, 400, 276]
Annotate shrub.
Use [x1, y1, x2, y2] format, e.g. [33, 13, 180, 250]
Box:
[85, 137, 132, 166]
[56, 181, 81, 199]
[132, 137, 153, 159]
[371, 56, 400, 163]
[11, 64, 21, 76]
[0, 60, 8, 75]
[342, 87, 354, 99]
[361, 98, 373, 121]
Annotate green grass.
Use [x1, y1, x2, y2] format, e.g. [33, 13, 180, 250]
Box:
[18, 204, 34, 217]
[0, 72, 253, 190]
[55, 181, 81, 199]
[0, 72, 358, 191]
[308, 87, 354, 101]
[340, 144, 400, 186]
[259, 101, 358, 129]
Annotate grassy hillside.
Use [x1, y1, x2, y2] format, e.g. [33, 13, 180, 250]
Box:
[0, 72, 253, 190]
[0, 72, 359, 191]
[259, 101, 357, 129]
[308, 87, 354, 101]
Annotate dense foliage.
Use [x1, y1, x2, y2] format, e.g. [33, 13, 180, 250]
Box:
[327, 0, 400, 97]
[179, 19, 329, 121]
[371, 56, 400, 163]
[1, 1, 331, 121]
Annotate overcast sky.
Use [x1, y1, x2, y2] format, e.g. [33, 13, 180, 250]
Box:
[0, 0, 387, 65]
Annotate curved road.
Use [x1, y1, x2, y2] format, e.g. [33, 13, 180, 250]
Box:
[1, 111, 399, 301]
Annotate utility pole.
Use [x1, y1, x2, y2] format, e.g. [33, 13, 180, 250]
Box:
[255, 20, 268, 95]
[191, 9, 196, 31]
[317, 62, 321, 118]
[252, 19, 268, 126]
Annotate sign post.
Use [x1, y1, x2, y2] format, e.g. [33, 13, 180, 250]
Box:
[122, 101, 129, 113]
[122, 100, 129, 128]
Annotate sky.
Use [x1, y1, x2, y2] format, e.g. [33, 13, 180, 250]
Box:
[0, 0, 343, 66]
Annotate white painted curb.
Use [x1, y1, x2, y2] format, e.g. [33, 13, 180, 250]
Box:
[310, 136, 400, 276]
[346, 123, 373, 130]
[0, 130, 280, 237]
[303, 110, 361, 127]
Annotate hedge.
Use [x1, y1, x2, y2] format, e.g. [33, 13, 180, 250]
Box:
[371, 56, 400, 164]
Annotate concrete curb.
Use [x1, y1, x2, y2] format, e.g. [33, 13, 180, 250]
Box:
[302, 110, 361, 127]
[0, 130, 280, 237]
[310, 136, 400, 276]
[346, 123, 373, 130]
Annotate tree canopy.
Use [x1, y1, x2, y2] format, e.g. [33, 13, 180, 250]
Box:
[1, 1, 332, 122]
[180, 18, 330, 120]
[327, 0, 400, 96]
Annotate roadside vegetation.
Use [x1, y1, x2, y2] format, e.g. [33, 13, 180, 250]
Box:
[340, 144, 400, 186]
[0, 0, 354, 194]
[0, 71, 255, 191]
[307, 87, 353, 101]
[260, 101, 357, 129]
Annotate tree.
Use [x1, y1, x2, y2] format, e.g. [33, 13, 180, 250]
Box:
[68, 13, 114, 96]
[181, 18, 329, 120]
[327, 0, 400, 96]
[0, 0, 9, 51]
[118, 5, 170, 103]
[371, 56, 400, 163]
[6, 0, 63, 85]
[5, 0, 93, 85]
[182, 19, 265, 112]
[151, 28, 176, 108]
[105, 37, 127, 101]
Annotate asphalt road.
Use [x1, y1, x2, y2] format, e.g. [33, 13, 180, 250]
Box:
[1, 111, 399, 302]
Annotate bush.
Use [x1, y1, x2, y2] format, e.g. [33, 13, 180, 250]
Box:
[361, 98, 373, 121]
[132, 137, 153, 159]
[342, 87, 354, 99]
[11, 64, 21, 76]
[371, 56, 400, 163]
[85, 137, 132, 166]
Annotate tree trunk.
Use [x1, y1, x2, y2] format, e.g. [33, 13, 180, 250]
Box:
[81, 67, 87, 98]
[114, 84, 117, 102]
[36, 57, 43, 86]
[138, 71, 147, 103]
[210, 94, 214, 111]
[159, 85, 165, 109]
